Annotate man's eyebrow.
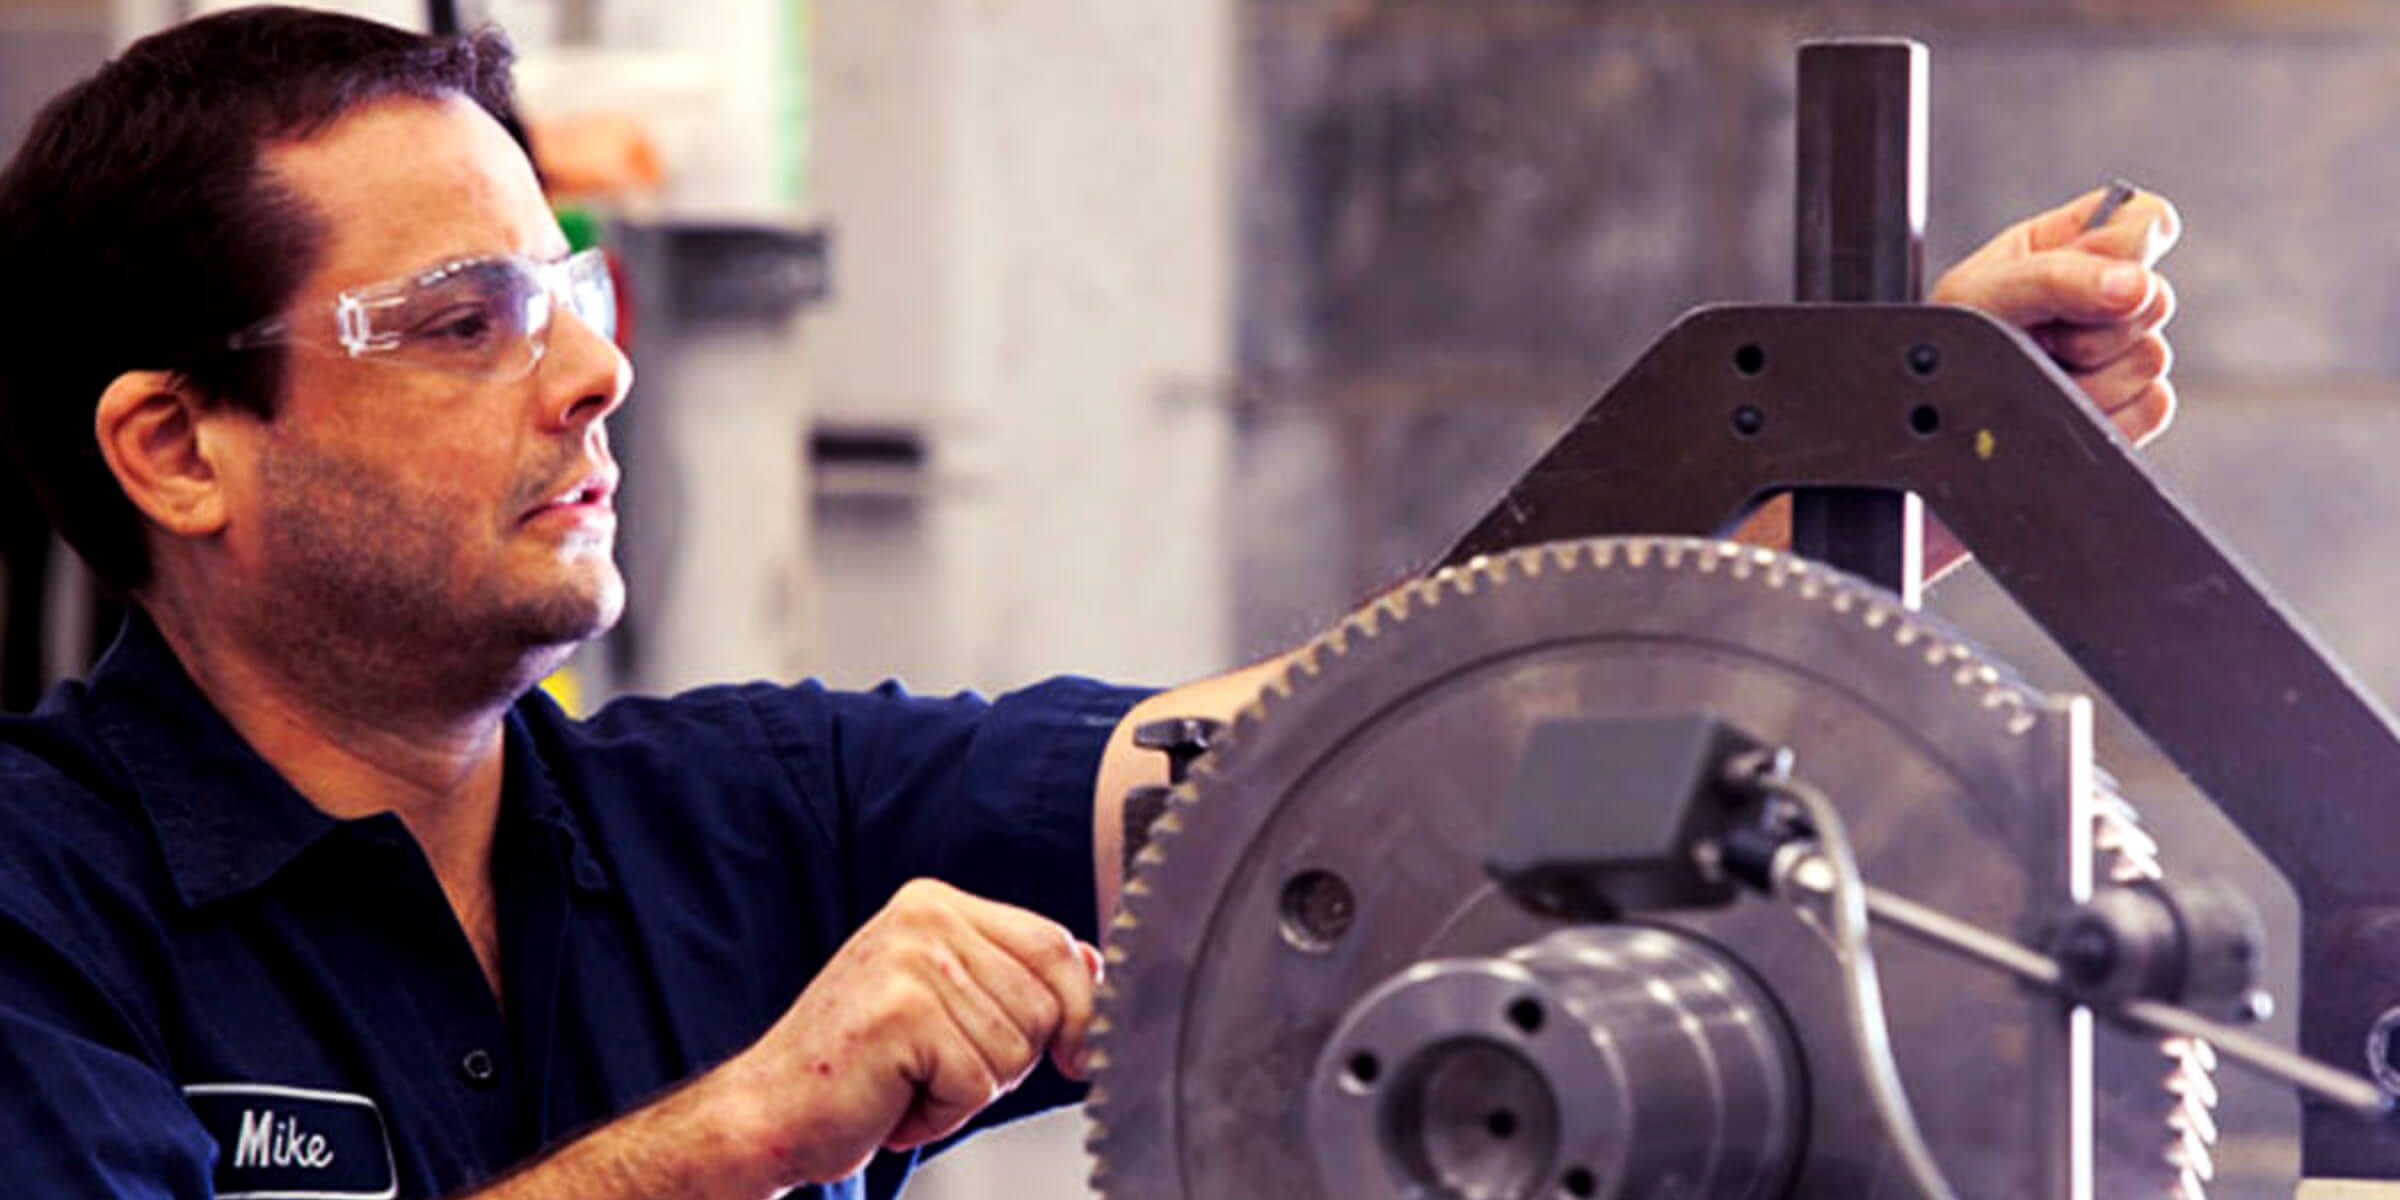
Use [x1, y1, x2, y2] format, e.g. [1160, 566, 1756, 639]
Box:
[430, 241, 574, 268]
[384, 246, 571, 284]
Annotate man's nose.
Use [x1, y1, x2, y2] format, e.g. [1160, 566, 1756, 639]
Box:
[538, 305, 633, 431]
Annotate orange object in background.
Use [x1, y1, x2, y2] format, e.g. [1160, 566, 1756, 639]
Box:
[528, 112, 665, 202]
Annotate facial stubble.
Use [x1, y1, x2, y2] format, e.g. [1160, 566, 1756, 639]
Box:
[254, 435, 624, 707]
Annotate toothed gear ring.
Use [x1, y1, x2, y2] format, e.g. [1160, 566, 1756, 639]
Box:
[1088, 537, 2199, 1199]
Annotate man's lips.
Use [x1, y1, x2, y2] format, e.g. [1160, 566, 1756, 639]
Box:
[520, 467, 620, 523]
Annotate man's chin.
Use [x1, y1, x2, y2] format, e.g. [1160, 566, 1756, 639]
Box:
[508, 569, 626, 652]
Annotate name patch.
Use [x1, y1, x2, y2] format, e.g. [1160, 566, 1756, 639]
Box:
[182, 1083, 397, 1199]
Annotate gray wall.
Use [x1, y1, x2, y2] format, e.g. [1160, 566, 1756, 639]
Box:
[0, 8, 104, 157]
[1230, 4, 2400, 652]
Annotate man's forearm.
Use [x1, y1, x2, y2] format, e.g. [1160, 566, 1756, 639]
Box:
[460, 1063, 785, 1200]
[1094, 656, 1295, 921]
[467, 872, 1105, 1199]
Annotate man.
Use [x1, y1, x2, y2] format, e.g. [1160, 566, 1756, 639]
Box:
[0, 8, 2178, 1199]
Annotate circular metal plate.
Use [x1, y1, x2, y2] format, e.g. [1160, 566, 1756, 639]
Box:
[1089, 538, 2157, 1198]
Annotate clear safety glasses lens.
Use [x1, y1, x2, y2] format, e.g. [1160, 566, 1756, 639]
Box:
[232, 248, 616, 381]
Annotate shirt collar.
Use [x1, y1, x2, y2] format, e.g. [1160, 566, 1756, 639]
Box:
[86, 612, 612, 908]
[501, 696, 614, 896]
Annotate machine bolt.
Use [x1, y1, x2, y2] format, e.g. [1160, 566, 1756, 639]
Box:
[2236, 989, 2275, 1024]
[1133, 716, 1224, 784]
[2057, 922, 2118, 990]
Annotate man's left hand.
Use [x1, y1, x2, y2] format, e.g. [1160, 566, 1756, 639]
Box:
[1932, 183, 2183, 446]
[1881, 183, 2183, 577]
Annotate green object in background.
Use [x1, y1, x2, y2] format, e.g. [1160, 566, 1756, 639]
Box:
[777, 0, 812, 213]
[557, 204, 602, 252]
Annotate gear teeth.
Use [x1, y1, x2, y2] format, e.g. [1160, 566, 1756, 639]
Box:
[1459, 552, 1508, 586]
[1286, 639, 1328, 680]
[2094, 763, 2212, 1200]
[2093, 780, 2164, 883]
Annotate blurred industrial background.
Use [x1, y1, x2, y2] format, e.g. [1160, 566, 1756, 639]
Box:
[9, 0, 2400, 1195]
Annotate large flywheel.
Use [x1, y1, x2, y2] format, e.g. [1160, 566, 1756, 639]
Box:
[1089, 537, 2197, 1198]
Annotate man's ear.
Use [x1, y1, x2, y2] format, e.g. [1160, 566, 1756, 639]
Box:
[94, 371, 238, 538]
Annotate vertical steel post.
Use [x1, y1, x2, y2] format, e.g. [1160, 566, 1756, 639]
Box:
[1791, 39, 1927, 608]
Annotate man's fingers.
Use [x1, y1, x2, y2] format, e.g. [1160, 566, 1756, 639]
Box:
[923, 938, 1046, 1090]
[2025, 184, 2183, 260]
[1048, 941, 1105, 1080]
[1961, 250, 2156, 329]
[883, 1005, 1006, 1152]
[2070, 331, 2175, 439]
[892, 881, 1091, 1081]
[2041, 274, 2178, 369]
[2072, 202, 2181, 267]
[2019, 184, 2117, 249]
[2106, 378, 2178, 446]
[953, 897, 1102, 1081]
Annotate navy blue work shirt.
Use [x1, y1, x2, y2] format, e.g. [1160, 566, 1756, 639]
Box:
[0, 614, 1150, 1198]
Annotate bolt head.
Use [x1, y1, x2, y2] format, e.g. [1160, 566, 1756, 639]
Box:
[2237, 989, 2275, 1025]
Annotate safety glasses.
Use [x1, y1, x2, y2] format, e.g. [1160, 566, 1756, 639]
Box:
[228, 247, 616, 381]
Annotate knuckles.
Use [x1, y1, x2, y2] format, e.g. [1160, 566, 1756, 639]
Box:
[1021, 987, 1064, 1038]
[855, 966, 947, 1037]
[887, 877, 963, 922]
[2129, 331, 2173, 381]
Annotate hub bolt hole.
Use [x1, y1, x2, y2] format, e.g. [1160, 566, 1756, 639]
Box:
[1347, 1051, 1381, 1088]
[1278, 869, 1357, 954]
[1507, 997, 1546, 1036]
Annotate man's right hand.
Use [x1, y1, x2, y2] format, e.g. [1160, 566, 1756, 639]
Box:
[473, 878, 1103, 1198]
[723, 878, 1104, 1187]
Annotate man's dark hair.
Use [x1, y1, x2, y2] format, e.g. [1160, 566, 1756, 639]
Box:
[0, 6, 519, 594]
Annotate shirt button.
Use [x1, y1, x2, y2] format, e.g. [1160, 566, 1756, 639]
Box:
[458, 1048, 500, 1089]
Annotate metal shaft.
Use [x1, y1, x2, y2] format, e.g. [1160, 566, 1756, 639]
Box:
[1792, 39, 1927, 607]
[1857, 875, 2390, 1115]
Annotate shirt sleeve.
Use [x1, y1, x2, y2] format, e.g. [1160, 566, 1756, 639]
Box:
[0, 906, 217, 1197]
[749, 675, 1153, 946]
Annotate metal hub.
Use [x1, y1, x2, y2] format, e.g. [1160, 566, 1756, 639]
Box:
[1309, 927, 1802, 1200]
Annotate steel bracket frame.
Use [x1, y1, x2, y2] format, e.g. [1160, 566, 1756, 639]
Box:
[1440, 300, 2400, 1175]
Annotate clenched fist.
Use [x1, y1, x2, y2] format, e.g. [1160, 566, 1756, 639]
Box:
[710, 878, 1105, 1191]
[1933, 182, 2183, 446]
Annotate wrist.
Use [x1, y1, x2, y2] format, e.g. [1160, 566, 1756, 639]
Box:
[676, 1055, 807, 1197]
